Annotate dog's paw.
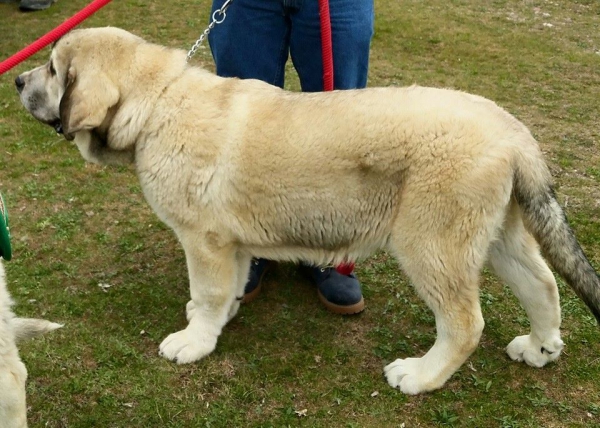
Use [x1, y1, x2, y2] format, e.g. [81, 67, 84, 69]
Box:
[158, 328, 217, 364]
[506, 334, 564, 368]
[384, 357, 435, 395]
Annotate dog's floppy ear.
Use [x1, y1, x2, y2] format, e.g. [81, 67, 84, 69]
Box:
[59, 65, 119, 140]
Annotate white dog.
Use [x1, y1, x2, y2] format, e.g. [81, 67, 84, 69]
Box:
[16, 27, 600, 394]
[0, 261, 61, 428]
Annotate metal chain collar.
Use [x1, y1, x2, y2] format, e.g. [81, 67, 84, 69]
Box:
[186, 0, 233, 62]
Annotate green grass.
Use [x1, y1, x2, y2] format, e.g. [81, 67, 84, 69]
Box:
[1, 0, 600, 426]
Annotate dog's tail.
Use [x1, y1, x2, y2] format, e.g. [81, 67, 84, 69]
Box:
[12, 318, 63, 342]
[513, 142, 600, 323]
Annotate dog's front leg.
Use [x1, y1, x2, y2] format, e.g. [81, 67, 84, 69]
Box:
[186, 252, 252, 324]
[159, 234, 239, 364]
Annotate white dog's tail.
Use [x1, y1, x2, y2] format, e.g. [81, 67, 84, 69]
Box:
[513, 142, 600, 323]
[12, 318, 63, 342]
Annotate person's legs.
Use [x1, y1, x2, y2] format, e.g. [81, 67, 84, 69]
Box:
[208, 0, 372, 313]
[288, 0, 374, 314]
[208, 0, 291, 87]
[289, 0, 374, 91]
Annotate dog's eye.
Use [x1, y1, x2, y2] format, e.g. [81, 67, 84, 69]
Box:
[49, 61, 56, 76]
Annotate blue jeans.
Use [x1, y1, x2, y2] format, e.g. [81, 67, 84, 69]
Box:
[208, 0, 374, 91]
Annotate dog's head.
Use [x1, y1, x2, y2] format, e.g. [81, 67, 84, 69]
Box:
[16, 27, 141, 140]
[16, 27, 187, 164]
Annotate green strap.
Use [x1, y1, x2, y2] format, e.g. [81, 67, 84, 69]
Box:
[0, 193, 12, 261]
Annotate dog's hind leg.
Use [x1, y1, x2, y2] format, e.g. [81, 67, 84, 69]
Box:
[160, 232, 240, 364]
[384, 236, 486, 395]
[488, 200, 563, 367]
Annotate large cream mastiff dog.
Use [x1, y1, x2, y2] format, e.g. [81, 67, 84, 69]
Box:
[16, 27, 600, 394]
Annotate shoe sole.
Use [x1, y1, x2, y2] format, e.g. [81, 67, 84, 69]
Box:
[317, 290, 365, 315]
[242, 282, 262, 304]
[19, 0, 54, 9]
[20, 5, 53, 10]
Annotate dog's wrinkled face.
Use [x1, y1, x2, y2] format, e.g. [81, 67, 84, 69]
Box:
[16, 47, 66, 134]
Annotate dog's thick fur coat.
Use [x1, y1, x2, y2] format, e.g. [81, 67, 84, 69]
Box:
[0, 262, 61, 428]
[16, 27, 600, 394]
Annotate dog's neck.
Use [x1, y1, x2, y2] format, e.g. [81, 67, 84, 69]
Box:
[104, 46, 189, 153]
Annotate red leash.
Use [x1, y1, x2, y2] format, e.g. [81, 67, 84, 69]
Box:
[319, 0, 355, 275]
[0, 0, 113, 75]
[318, 0, 334, 91]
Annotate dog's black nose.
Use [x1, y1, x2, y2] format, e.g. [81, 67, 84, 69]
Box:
[15, 75, 25, 93]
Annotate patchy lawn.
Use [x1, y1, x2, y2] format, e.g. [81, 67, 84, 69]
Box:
[0, 0, 599, 426]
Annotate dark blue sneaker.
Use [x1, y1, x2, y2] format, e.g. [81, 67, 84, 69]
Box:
[19, 0, 54, 11]
[301, 264, 365, 315]
[242, 258, 272, 303]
